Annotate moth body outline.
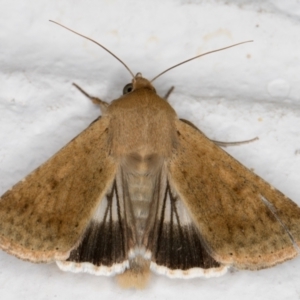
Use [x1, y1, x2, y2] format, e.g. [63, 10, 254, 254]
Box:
[1, 24, 299, 288]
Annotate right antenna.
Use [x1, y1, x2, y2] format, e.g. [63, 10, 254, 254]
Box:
[151, 40, 253, 83]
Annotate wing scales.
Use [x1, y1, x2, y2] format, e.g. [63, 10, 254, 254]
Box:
[0, 117, 117, 262]
[168, 120, 300, 269]
[2, 116, 299, 278]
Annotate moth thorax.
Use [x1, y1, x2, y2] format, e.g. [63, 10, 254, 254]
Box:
[106, 88, 178, 158]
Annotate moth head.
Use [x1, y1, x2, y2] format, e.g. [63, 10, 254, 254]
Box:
[123, 73, 156, 95]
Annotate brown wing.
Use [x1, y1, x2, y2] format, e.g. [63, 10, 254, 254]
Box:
[0, 117, 117, 262]
[168, 120, 300, 270]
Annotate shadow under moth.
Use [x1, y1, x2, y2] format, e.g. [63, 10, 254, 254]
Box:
[0, 22, 300, 289]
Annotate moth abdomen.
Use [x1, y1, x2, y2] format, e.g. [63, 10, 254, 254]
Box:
[125, 172, 158, 245]
[121, 152, 164, 175]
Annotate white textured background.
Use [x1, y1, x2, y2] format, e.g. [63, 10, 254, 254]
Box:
[1, 0, 300, 299]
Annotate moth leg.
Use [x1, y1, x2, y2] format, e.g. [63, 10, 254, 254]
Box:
[163, 86, 175, 101]
[72, 83, 109, 113]
[180, 119, 258, 147]
[211, 137, 259, 147]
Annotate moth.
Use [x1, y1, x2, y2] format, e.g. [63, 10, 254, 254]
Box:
[1, 21, 300, 289]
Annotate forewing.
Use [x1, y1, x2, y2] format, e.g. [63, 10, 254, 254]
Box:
[168, 120, 300, 270]
[0, 117, 117, 262]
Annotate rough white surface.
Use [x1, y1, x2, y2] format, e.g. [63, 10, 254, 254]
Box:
[0, 0, 300, 299]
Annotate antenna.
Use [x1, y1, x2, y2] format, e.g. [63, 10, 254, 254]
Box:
[49, 20, 135, 78]
[151, 40, 253, 82]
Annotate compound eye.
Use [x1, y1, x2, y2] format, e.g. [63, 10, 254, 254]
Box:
[123, 83, 133, 95]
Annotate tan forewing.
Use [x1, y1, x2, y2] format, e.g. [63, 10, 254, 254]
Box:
[169, 120, 300, 270]
[0, 116, 117, 262]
